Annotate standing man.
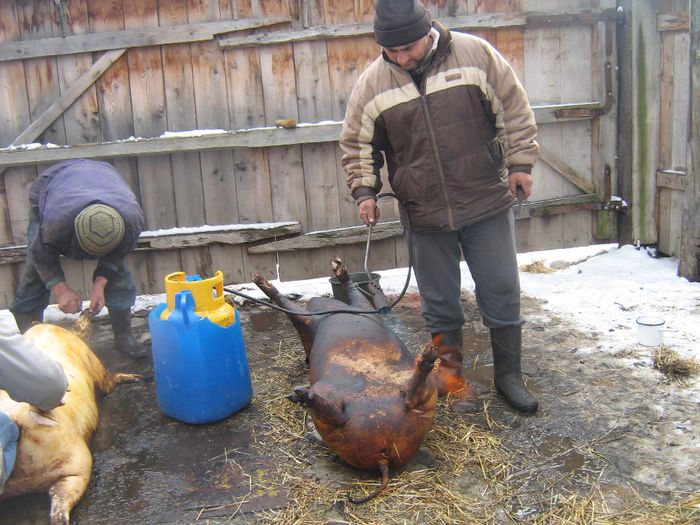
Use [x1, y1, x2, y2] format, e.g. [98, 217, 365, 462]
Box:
[340, 0, 539, 412]
[9, 159, 147, 358]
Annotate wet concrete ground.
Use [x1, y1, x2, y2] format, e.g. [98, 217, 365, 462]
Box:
[1, 290, 698, 524]
[0, 311, 291, 525]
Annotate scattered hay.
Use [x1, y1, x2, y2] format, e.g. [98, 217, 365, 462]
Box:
[519, 260, 556, 274]
[653, 346, 700, 381]
[614, 348, 642, 359]
[196, 328, 700, 524]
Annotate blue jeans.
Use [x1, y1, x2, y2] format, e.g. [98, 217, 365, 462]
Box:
[409, 209, 523, 334]
[0, 411, 19, 492]
[10, 208, 136, 315]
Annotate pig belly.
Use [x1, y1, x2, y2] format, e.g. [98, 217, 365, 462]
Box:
[0, 393, 94, 498]
[0, 324, 102, 515]
[309, 358, 437, 470]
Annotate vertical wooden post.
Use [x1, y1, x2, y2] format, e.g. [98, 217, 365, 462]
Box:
[678, 2, 700, 281]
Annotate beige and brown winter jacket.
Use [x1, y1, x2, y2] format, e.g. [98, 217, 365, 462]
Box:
[340, 23, 539, 232]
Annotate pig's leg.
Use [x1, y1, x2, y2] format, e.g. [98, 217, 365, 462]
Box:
[253, 273, 315, 358]
[404, 344, 439, 409]
[47, 444, 92, 525]
[287, 386, 347, 427]
[98, 371, 146, 394]
[331, 257, 374, 310]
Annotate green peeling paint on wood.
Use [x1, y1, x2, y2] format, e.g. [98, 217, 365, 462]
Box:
[636, 24, 650, 241]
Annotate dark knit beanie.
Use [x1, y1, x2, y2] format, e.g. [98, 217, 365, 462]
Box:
[374, 0, 432, 47]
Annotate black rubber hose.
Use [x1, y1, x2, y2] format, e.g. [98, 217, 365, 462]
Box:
[223, 193, 414, 317]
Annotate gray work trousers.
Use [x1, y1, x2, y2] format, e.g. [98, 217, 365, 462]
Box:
[409, 209, 524, 334]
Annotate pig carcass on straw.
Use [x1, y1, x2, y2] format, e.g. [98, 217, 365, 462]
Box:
[0, 311, 143, 524]
[253, 257, 438, 502]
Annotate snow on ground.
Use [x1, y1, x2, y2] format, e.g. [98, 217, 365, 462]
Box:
[2, 243, 698, 390]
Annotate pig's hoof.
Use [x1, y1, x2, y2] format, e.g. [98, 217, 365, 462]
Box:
[287, 386, 312, 405]
[331, 257, 349, 281]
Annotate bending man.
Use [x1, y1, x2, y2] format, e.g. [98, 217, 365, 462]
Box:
[9, 159, 147, 358]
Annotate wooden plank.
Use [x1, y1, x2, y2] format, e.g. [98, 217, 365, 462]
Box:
[295, 33, 344, 277]
[87, 0, 147, 292]
[495, 27, 525, 80]
[0, 98, 603, 166]
[323, 0, 399, 274]
[158, 0, 209, 280]
[293, 1, 342, 278]
[18, 2, 81, 303]
[637, 0, 662, 245]
[0, 125, 342, 166]
[257, 0, 311, 282]
[590, 2, 618, 243]
[657, 13, 689, 32]
[219, 0, 278, 282]
[657, 169, 687, 191]
[0, 2, 31, 247]
[522, 16, 564, 249]
[671, 28, 690, 168]
[124, 3, 176, 229]
[558, 15, 593, 248]
[11, 49, 125, 146]
[0, 17, 291, 62]
[125, 0, 181, 294]
[56, 0, 102, 298]
[678, 0, 700, 278]
[219, 9, 620, 49]
[137, 222, 301, 250]
[188, 0, 245, 285]
[248, 221, 403, 254]
[659, 1, 676, 172]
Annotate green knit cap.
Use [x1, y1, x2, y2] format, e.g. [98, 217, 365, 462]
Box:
[74, 204, 125, 256]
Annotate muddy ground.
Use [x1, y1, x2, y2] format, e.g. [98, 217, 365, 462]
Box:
[1, 288, 698, 524]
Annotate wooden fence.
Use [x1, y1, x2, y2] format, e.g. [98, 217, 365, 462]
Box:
[2, 0, 693, 308]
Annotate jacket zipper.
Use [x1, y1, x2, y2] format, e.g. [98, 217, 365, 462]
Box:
[417, 87, 455, 230]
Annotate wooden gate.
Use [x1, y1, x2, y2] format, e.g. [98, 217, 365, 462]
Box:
[0, 0, 623, 310]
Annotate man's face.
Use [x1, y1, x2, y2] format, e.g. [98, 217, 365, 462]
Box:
[382, 34, 432, 71]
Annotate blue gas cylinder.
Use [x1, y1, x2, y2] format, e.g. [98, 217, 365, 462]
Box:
[148, 288, 253, 424]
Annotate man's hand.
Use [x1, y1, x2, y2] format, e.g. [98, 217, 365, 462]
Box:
[508, 171, 534, 199]
[89, 276, 108, 315]
[358, 198, 380, 226]
[51, 281, 83, 314]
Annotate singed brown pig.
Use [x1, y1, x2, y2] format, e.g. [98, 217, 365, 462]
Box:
[0, 313, 143, 524]
[253, 257, 438, 502]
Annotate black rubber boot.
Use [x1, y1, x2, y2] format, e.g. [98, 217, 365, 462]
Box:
[109, 308, 147, 358]
[491, 326, 538, 413]
[12, 308, 44, 333]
